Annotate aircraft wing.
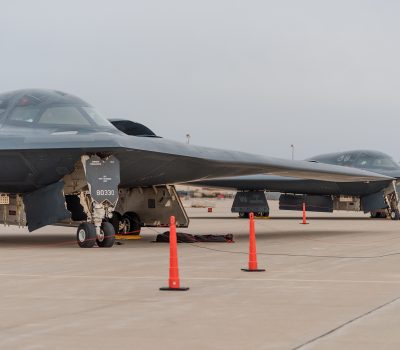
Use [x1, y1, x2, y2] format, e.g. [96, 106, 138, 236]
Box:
[112, 136, 394, 186]
[187, 174, 393, 197]
[0, 130, 392, 193]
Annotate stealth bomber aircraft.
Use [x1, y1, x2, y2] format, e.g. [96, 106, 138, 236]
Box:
[191, 150, 400, 220]
[0, 89, 391, 247]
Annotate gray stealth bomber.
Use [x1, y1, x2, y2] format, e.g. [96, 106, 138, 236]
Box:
[0, 89, 391, 248]
[191, 150, 400, 220]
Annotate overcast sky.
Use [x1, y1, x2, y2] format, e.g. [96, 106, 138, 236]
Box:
[1, 0, 400, 160]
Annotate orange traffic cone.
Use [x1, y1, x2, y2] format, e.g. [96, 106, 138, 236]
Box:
[242, 212, 265, 272]
[160, 216, 189, 291]
[301, 202, 308, 225]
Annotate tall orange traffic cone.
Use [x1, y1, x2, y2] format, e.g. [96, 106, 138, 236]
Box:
[160, 216, 189, 291]
[301, 202, 308, 224]
[242, 212, 265, 272]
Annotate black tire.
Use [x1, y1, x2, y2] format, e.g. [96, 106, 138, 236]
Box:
[238, 212, 249, 219]
[371, 211, 388, 219]
[109, 211, 122, 234]
[391, 209, 400, 221]
[77, 222, 96, 248]
[97, 221, 116, 248]
[121, 212, 141, 235]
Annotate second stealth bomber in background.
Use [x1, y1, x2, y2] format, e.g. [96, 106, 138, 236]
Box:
[191, 150, 400, 219]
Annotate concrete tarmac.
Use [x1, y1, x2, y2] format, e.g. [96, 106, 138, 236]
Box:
[0, 199, 399, 349]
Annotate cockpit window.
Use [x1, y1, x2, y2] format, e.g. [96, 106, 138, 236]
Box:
[336, 153, 357, 166]
[355, 153, 399, 170]
[0, 94, 12, 116]
[82, 107, 114, 127]
[9, 106, 41, 123]
[3, 90, 119, 131]
[310, 151, 400, 170]
[37, 106, 91, 126]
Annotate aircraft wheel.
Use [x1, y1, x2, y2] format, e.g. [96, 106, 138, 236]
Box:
[97, 221, 116, 248]
[77, 222, 96, 248]
[238, 212, 249, 219]
[370, 211, 387, 219]
[390, 210, 400, 221]
[121, 212, 141, 235]
[109, 211, 122, 234]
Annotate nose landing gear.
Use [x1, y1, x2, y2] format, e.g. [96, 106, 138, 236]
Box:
[76, 216, 116, 248]
[71, 155, 120, 248]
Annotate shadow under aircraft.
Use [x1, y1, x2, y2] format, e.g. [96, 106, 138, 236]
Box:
[189, 150, 400, 220]
[0, 89, 392, 248]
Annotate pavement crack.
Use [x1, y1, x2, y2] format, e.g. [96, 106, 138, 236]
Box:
[291, 295, 400, 350]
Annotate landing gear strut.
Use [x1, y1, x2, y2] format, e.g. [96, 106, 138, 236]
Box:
[68, 155, 121, 248]
[384, 181, 400, 221]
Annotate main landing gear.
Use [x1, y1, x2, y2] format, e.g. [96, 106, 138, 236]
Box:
[370, 209, 400, 220]
[239, 211, 269, 218]
[384, 181, 400, 221]
[232, 191, 270, 219]
[110, 211, 141, 235]
[371, 181, 400, 220]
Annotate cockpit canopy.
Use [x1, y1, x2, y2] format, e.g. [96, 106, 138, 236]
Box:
[0, 89, 116, 131]
[308, 150, 400, 171]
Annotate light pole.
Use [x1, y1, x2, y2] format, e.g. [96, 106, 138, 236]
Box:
[291, 144, 294, 160]
[186, 134, 191, 197]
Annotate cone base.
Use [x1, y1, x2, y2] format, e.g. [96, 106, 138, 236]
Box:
[241, 268, 266, 272]
[300, 223, 309, 225]
[160, 287, 190, 291]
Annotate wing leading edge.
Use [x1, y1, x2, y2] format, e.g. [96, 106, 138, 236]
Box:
[0, 130, 392, 191]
